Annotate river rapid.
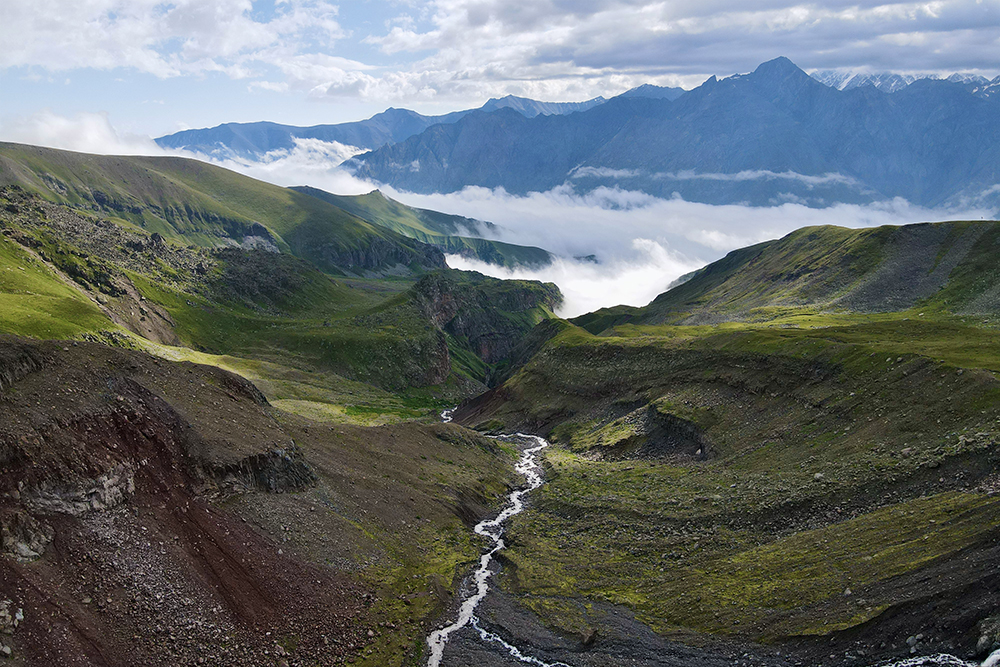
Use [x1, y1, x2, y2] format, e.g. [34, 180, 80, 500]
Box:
[426, 411, 569, 667]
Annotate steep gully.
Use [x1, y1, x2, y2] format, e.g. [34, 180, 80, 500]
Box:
[426, 410, 1000, 667]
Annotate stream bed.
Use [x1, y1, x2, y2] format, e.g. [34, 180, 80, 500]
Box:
[426, 425, 568, 667]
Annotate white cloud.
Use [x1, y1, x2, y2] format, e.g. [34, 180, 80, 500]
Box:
[3, 0, 998, 110]
[390, 182, 997, 256]
[0, 110, 375, 196]
[571, 166, 642, 179]
[207, 138, 374, 193]
[0, 0, 344, 78]
[0, 110, 168, 155]
[651, 169, 862, 188]
[349, 0, 1000, 104]
[446, 239, 704, 318]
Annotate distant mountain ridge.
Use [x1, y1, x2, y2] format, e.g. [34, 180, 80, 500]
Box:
[347, 57, 1000, 209]
[156, 94, 611, 160]
[811, 69, 1000, 97]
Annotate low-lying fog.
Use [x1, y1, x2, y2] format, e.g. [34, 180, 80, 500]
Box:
[3, 116, 994, 318]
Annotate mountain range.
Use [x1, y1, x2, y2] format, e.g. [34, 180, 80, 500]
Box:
[158, 58, 1000, 213]
[811, 69, 1000, 97]
[155, 94, 607, 160]
[347, 57, 1000, 208]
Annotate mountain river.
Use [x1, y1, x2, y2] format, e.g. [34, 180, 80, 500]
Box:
[426, 411, 569, 667]
[426, 411, 1000, 667]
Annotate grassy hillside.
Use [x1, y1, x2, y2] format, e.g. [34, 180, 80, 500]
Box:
[0, 185, 559, 418]
[0, 142, 444, 276]
[293, 186, 554, 268]
[456, 219, 1000, 664]
[576, 221, 1000, 332]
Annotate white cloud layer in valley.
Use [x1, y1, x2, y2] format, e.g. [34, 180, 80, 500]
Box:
[1, 112, 995, 318]
[394, 184, 995, 316]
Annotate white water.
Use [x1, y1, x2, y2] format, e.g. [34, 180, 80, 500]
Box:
[874, 646, 1000, 667]
[877, 657, 978, 667]
[427, 410, 569, 667]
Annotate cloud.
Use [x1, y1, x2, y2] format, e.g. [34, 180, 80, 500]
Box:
[446, 239, 704, 319]
[651, 169, 862, 188]
[3, 1, 998, 110]
[0, 110, 168, 155]
[390, 182, 998, 257]
[0, 0, 344, 78]
[571, 167, 864, 189]
[571, 166, 642, 179]
[352, 0, 1000, 104]
[207, 138, 375, 194]
[0, 109, 375, 196]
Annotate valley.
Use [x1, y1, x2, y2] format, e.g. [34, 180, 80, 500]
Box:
[0, 140, 998, 667]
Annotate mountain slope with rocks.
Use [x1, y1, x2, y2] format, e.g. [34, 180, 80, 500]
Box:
[0, 335, 521, 666]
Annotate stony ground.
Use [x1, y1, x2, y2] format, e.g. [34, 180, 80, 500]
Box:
[0, 336, 516, 666]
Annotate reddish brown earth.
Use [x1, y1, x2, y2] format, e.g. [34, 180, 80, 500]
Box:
[0, 336, 518, 666]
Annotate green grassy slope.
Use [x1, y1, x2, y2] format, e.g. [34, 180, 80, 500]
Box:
[0, 142, 444, 275]
[0, 185, 560, 415]
[576, 221, 1000, 332]
[0, 233, 112, 339]
[462, 317, 1000, 659]
[293, 186, 554, 268]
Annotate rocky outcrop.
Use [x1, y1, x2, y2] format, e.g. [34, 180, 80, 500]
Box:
[25, 462, 136, 516]
[214, 447, 316, 493]
[0, 510, 53, 561]
[306, 234, 446, 275]
[410, 271, 562, 380]
[0, 342, 45, 392]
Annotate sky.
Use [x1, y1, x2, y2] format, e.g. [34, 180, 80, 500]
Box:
[1, 0, 998, 315]
[2, 0, 998, 138]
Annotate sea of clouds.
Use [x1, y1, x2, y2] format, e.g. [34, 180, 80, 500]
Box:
[2, 113, 995, 318]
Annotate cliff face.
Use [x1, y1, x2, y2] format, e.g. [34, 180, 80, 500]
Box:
[305, 233, 447, 276]
[410, 271, 562, 380]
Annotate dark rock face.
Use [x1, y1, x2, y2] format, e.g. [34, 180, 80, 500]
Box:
[213, 448, 317, 493]
[411, 271, 562, 372]
[0, 342, 45, 392]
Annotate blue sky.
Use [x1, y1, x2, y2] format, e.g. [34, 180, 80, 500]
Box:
[1, 0, 998, 314]
[2, 0, 999, 141]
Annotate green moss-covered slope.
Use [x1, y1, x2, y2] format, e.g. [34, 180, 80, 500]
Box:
[458, 218, 1000, 663]
[293, 186, 554, 268]
[576, 220, 1000, 332]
